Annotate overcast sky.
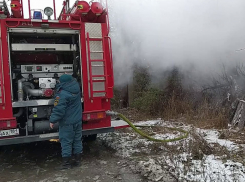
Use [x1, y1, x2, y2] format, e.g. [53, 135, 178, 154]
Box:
[8, 0, 245, 86]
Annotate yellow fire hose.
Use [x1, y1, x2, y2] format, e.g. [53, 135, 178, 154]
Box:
[106, 111, 189, 143]
[50, 111, 189, 143]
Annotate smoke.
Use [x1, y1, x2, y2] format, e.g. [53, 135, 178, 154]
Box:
[108, 0, 245, 87]
[8, 0, 245, 88]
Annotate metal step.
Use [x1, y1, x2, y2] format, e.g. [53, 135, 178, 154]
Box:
[92, 63, 104, 66]
[90, 60, 105, 62]
[92, 78, 105, 81]
[90, 51, 104, 53]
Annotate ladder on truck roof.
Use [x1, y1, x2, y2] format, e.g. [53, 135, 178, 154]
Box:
[85, 23, 108, 98]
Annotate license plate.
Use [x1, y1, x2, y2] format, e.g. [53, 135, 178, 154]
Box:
[0, 129, 19, 137]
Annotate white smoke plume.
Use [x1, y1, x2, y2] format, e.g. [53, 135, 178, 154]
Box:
[108, 0, 245, 87]
[7, 0, 245, 88]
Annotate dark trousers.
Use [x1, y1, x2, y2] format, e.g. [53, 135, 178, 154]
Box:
[59, 123, 83, 157]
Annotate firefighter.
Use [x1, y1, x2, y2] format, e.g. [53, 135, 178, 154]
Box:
[49, 74, 83, 170]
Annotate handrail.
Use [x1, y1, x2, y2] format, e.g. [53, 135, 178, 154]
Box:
[28, 0, 31, 19]
[20, 0, 23, 17]
[105, 36, 114, 87]
[69, 22, 82, 30]
[53, 0, 56, 20]
[106, 0, 110, 35]
[102, 36, 108, 97]
[68, 14, 82, 30]
[86, 32, 94, 98]
[4, 20, 20, 28]
[0, 37, 5, 106]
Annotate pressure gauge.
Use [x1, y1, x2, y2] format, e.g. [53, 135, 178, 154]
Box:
[50, 83, 56, 88]
[40, 83, 46, 89]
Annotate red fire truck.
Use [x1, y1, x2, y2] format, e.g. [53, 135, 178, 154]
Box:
[0, 0, 128, 145]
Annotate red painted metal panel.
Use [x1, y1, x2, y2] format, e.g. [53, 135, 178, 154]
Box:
[0, 22, 113, 129]
[0, 26, 4, 106]
[0, 20, 15, 121]
[0, 118, 17, 130]
[0, 0, 115, 142]
[0, 1, 114, 133]
[80, 23, 90, 111]
[81, 23, 113, 130]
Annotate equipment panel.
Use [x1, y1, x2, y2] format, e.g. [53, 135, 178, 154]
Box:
[12, 44, 77, 52]
[39, 78, 56, 89]
[20, 64, 73, 73]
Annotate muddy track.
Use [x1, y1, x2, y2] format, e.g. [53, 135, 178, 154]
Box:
[0, 139, 145, 182]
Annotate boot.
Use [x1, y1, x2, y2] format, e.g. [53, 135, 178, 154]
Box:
[56, 157, 72, 170]
[73, 153, 82, 167]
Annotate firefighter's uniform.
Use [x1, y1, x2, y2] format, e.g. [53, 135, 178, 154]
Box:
[49, 74, 83, 169]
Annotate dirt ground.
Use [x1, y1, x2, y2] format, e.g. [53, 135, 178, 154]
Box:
[0, 139, 145, 182]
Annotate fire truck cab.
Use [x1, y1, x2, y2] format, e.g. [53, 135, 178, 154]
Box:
[0, 0, 127, 145]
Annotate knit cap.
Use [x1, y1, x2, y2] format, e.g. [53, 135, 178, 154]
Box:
[59, 74, 73, 83]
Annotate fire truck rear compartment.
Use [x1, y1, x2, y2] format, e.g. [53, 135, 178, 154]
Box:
[8, 31, 81, 135]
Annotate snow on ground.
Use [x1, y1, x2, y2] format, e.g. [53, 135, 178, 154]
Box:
[99, 120, 245, 182]
[197, 128, 240, 151]
[164, 153, 245, 182]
